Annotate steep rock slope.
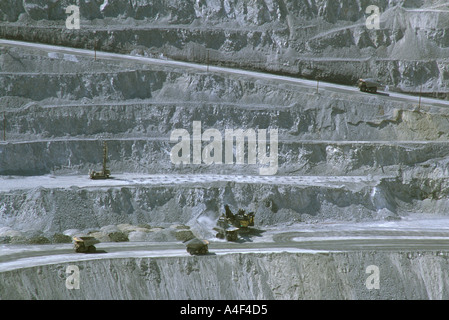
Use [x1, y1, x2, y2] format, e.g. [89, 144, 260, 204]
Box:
[2, 251, 449, 300]
[0, 0, 448, 96]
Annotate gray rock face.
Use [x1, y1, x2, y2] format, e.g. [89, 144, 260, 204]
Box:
[0, 1, 447, 95]
[0, 1, 449, 301]
[2, 251, 449, 299]
[0, 0, 24, 21]
[0, 45, 448, 238]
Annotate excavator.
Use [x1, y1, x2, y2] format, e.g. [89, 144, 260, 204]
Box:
[214, 205, 255, 241]
[225, 205, 255, 228]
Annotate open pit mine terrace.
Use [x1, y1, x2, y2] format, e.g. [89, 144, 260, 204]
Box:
[1, 39, 449, 300]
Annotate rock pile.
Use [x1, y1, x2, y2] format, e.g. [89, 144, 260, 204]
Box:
[0, 223, 195, 244]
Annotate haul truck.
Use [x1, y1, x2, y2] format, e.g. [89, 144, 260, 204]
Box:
[185, 238, 209, 255]
[73, 236, 100, 253]
[358, 78, 381, 93]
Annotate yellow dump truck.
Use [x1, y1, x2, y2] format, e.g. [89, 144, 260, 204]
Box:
[358, 78, 381, 93]
[73, 236, 100, 253]
[185, 238, 209, 255]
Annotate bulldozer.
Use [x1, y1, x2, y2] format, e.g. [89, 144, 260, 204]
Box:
[185, 238, 209, 255]
[89, 141, 111, 179]
[358, 78, 381, 93]
[73, 236, 100, 253]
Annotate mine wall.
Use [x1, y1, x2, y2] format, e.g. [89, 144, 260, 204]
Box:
[1, 175, 449, 239]
[2, 251, 449, 300]
[1, 139, 449, 175]
[1, 0, 449, 301]
[1, 0, 448, 96]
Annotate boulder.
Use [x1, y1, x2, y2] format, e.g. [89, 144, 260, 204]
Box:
[51, 233, 72, 243]
[108, 231, 129, 242]
[174, 229, 195, 242]
[28, 235, 51, 244]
